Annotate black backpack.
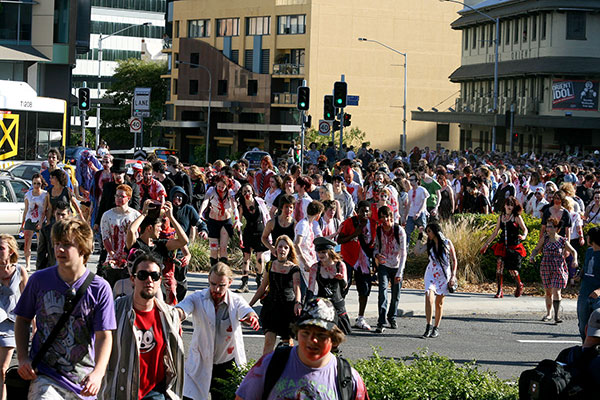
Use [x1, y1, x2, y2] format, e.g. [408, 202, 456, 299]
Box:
[518, 346, 599, 400]
[262, 345, 354, 400]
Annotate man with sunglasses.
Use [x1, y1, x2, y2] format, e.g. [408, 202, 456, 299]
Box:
[100, 253, 185, 400]
[15, 217, 116, 399]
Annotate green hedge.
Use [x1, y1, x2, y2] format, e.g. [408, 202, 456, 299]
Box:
[215, 350, 518, 400]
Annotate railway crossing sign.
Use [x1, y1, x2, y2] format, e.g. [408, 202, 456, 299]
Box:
[318, 120, 332, 136]
[129, 117, 142, 133]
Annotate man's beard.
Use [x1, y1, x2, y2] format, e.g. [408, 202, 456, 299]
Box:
[140, 288, 157, 299]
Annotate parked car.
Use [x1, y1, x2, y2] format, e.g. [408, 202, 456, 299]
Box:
[66, 146, 92, 165]
[0, 171, 31, 235]
[240, 150, 269, 170]
[5, 161, 44, 181]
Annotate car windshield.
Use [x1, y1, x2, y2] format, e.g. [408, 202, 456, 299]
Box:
[246, 152, 267, 161]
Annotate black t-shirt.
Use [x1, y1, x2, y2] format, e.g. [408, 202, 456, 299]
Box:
[576, 185, 594, 207]
[129, 238, 171, 268]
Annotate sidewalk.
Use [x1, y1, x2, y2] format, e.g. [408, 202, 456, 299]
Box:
[186, 271, 578, 318]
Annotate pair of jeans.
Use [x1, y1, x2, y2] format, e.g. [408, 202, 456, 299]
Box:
[577, 294, 600, 340]
[405, 213, 426, 245]
[378, 265, 402, 326]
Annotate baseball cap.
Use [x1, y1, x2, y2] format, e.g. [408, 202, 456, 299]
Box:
[297, 298, 336, 331]
[535, 187, 545, 195]
[587, 309, 600, 338]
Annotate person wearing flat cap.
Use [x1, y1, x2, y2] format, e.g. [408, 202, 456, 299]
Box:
[307, 237, 352, 334]
[236, 298, 369, 400]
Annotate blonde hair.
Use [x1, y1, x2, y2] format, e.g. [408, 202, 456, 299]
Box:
[209, 262, 233, 280]
[213, 160, 226, 170]
[51, 217, 94, 263]
[319, 184, 334, 201]
[189, 165, 206, 183]
[560, 182, 576, 197]
[0, 234, 18, 264]
[274, 235, 298, 264]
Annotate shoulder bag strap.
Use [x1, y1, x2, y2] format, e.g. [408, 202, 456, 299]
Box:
[31, 272, 96, 369]
[262, 346, 293, 400]
[336, 356, 355, 400]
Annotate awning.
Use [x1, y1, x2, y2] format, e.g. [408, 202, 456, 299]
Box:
[217, 122, 301, 132]
[0, 44, 49, 62]
[158, 120, 204, 128]
[449, 57, 600, 81]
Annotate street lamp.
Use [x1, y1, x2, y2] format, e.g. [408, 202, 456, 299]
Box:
[96, 22, 151, 150]
[358, 37, 407, 153]
[175, 60, 212, 164]
[440, 0, 499, 152]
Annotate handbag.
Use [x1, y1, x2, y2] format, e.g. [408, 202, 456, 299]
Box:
[5, 272, 96, 398]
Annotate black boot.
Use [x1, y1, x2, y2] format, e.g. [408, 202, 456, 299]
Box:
[422, 324, 432, 338]
[209, 257, 218, 267]
[255, 273, 262, 287]
[219, 257, 228, 265]
[236, 276, 249, 293]
[429, 326, 440, 338]
[553, 300, 562, 323]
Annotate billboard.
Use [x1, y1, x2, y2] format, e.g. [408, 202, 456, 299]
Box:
[552, 80, 599, 111]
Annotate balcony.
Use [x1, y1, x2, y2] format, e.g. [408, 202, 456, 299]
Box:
[272, 92, 298, 107]
[455, 97, 539, 115]
[272, 63, 304, 76]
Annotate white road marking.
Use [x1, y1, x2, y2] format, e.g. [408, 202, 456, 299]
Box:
[517, 340, 581, 344]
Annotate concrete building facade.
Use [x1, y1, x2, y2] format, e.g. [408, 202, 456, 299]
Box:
[413, 0, 600, 154]
[162, 0, 462, 163]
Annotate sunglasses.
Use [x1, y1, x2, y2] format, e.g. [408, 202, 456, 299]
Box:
[134, 270, 161, 281]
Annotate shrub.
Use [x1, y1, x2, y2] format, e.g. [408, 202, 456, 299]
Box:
[188, 239, 210, 272]
[219, 350, 518, 400]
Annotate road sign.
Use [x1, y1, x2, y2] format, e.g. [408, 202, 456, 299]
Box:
[134, 87, 151, 112]
[133, 110, 150, 118]
[347, 95, 359, 106]
[129, 117, 142, 133]
[134, 149, 147, 161]
[318, 120, 332, 136]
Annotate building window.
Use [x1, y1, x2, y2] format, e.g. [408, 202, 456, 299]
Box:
[566, 11, 586, 40]
[174, 21, 180, 38]
[522, 17, 527, 42]
[531, 15, 537, 41]
[0, 3, 32, 43]
[261, 49, 270, 74]
[188, 19, 210, 38]
[463, 29, 468, 50]
[480, 26, 485, 48]
[217, 18, 239, 37]
[244, 50, 253, 69]
[231, 50, 239, 64]
[246, 16, 271, 35]
[189, 80, 198, 95]
[173, 79, 178, 95]
[436, 124, 450, 142]
[277, 15, 306, 35]
[190, 53, 199, 67]
[541, 13, 547, 40]
[218, 80, 228, 95]
[248, 80, 258, 96]
[54, 0, 69, 44]
[472, 27, 477, 49]
[290, 49, 304, 65]
[488, 24, 494, 47]
[505, 20, 510, 45]
[514, 19, 519, 43]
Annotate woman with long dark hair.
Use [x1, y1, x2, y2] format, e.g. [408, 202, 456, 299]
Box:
[481, 196, 528, 298]
[422, 222, 457, 339]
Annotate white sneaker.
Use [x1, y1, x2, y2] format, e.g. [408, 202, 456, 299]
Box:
[354, 317, 372, 331]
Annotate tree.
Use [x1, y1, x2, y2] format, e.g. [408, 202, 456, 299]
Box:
[100, 58, 168, 149]
[303, 126, 367, 148]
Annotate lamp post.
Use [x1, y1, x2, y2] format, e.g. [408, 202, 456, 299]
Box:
[96, 22, 151, 150]
[440, 0, 499, 151]
[176, 60, 212, 164]
[358, 38, 407, 153]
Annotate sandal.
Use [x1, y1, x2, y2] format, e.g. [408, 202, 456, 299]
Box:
[541, 315, 552, 322]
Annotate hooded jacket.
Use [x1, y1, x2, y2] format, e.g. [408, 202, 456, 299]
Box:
[169, 186, 200, 236]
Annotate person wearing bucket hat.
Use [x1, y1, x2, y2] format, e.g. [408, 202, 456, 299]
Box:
[307, 237, 352, 334]
[236, 297, 369, 400]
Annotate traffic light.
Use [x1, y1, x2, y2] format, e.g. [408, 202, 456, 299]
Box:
[324, 95, 335, 120]
[78, 88, 91, 111]
[304, 115, 312, 129]
[333, 81, 347, 108]
[513, 132, 519, 140]
[297, 86, 310, 111]
[343, 113, 351, 127]
[332, 120, 341, 132]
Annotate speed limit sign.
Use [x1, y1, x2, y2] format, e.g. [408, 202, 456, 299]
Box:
[129, 117, 142, 133]
[318, 120, 332, 136]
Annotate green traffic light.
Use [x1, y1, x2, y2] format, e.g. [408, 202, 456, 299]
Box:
[82, 102, 87, 107]
[300, 102, 306, 107]
[336, 98, 342, 104]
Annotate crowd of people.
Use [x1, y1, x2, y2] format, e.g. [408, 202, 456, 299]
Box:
[0, 141, 599, 398]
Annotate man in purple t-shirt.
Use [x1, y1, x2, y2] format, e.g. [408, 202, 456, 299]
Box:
[15, 217, 116, 399]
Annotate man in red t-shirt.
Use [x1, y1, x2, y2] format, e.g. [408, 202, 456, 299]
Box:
[100, 254, 185, 399]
